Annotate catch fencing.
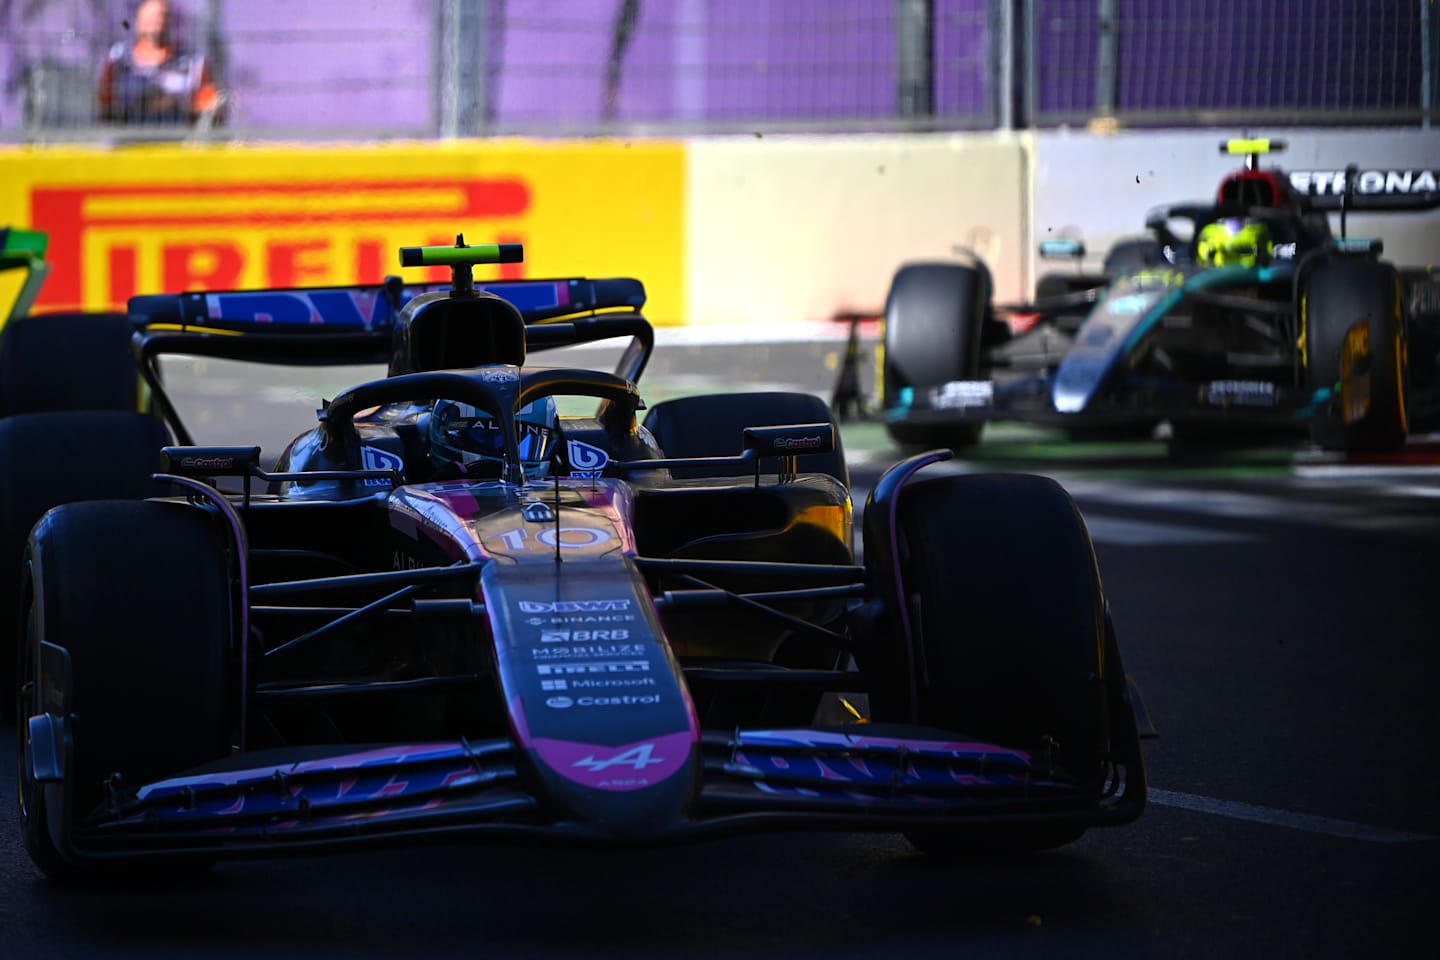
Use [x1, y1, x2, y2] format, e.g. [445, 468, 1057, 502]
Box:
[1, 0, 1435, 141]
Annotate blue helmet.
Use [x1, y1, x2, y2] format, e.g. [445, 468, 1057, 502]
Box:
[429, 395, 558, 479]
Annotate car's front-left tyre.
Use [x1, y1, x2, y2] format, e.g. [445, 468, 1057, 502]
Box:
[17, 499, 235, 881]
[862, 470, 1116, 856]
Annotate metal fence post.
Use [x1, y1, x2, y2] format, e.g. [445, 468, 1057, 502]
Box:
[1095, 0, 1118, 118]
[897, 0, 933, 120]
[1424, 0, 1435, 129]
[995, 0, 1016, 129]
[1023, 0, 1037, 127]
[439, 0, 486, 138]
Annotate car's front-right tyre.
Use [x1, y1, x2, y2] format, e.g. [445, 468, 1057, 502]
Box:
[18, 499, 235, 881]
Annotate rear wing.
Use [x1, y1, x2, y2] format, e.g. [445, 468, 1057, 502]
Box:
[127, 276, 646, 332]
[1, 227, 50, 331]
[1288, 169, 1440, 213]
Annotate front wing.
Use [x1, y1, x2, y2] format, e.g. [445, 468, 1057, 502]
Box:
[889, 368, 1325, 431]
[40, 727, 1143, 862]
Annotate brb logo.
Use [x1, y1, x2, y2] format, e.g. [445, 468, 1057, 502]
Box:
[30, 177, 532, 312]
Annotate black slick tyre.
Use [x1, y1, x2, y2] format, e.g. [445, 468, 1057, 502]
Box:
[17, 499, 234, 880]
[864, 472, 1107, 855]
[882, 262, 988, 449]
[1301, 255, 1407, 451]
[0, 312, 143, 416]
[0, 411, 170, 721]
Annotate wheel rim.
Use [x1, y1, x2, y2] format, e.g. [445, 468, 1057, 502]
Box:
[15, 575, 36, 827]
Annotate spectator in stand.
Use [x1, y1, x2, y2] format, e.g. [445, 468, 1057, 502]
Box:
[97, 0, 221, 125]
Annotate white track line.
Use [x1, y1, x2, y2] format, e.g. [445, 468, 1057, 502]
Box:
[1081, 515, 1260, 546]
[1147, 788, 1438, 844]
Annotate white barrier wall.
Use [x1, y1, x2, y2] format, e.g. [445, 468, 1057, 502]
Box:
[685, 134, 1033, 326]
[1033, 128, 1440, 284]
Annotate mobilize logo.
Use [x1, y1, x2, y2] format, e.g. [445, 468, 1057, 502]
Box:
[572, 743, 666, 772]
[519, 599, 632, 614]
[532, 643, 647, 660]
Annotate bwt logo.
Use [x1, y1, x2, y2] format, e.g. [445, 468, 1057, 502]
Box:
[30, 177, 532, 312]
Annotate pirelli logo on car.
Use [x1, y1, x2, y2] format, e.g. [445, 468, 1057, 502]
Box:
[29, 178, 531, 313]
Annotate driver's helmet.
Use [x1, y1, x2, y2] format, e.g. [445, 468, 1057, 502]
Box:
[429, 395, 558, 479]
[1196, 217, 1273, 268]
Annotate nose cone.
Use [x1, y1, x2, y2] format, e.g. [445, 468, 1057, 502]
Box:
[1051, 355, 1108, 414]
[530, 729, 699, 837]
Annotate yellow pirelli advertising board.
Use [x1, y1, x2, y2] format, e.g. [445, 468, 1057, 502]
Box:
[0, 140, 686, 324]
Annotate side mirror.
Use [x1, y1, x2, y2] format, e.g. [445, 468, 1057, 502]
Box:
[1039, 238, 1086, 260]
[162, 445, 263, 477]
[743, 423, 835, 458]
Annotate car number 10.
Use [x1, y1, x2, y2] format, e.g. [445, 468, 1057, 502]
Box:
[493, 526, 613, 551]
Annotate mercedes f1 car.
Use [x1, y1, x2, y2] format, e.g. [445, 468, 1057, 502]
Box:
[881, 139, 1440, 451]
[5, 238, 1148, 879]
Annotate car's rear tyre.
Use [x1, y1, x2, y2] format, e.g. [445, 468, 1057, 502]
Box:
[1301, 255, 1407, 451]
[882, 261, 989, 450]
[0, 412, 170, 722]
[0, 312, 143, 417]
[642, 391, 848, 486]
[862, 472, 1107, 856]
[17, 499, 234, 881]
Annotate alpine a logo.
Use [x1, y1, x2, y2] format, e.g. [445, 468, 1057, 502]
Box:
[1289, 169, 1439, 196]
[573, 743, 666, 772]
[519, 599, 632, 613]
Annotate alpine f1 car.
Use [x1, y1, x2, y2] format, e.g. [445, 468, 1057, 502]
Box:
[881, 139, 1440, 451]
[5, 237, 1149, 880]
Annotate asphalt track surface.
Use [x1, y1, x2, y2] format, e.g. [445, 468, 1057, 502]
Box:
[2, 335, 1438, 958]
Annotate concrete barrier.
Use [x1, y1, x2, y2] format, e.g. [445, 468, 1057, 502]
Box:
[685, 133, 1032, 326]
[4, 128, 1433, 332]
[0, 139, 687, 322]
